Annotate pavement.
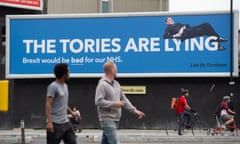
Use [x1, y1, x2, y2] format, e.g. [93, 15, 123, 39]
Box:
[0, 128, 239, 143]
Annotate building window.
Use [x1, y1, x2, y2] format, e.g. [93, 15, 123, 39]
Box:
[101, 0, 109, 13]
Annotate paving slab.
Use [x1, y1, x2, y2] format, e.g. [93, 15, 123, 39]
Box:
[0, 129, 239, 144]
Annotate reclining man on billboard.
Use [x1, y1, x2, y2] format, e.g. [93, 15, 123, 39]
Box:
[163, 17, 227, 50]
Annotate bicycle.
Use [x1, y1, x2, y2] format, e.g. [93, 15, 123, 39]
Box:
[166, 112, 210, 136]
[210, 114, 238, 136]
[191, 112, 210, 135]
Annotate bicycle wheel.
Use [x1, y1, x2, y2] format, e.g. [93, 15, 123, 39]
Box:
[193, 121, 210, 135]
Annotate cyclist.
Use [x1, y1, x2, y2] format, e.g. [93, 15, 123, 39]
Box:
[217, 96, 236, 128]
[176, 88, 195, 135]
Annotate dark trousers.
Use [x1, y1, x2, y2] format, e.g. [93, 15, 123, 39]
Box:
[185, 23, 219, 39]
[178, 111, 191, 135]
[47, 122, 77, 144]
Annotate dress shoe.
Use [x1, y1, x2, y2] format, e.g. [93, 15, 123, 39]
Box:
[217, 37, 228, 42]
[210, 37, 228, 43]
[218, 45, 226, 50]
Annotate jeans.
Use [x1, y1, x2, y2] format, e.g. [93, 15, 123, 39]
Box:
[178, 111, 191, 135]
[100, 121, 119, 144]
[47, 122, 77, 144]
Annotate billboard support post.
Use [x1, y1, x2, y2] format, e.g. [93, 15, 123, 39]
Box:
[229, 0, 235, 85]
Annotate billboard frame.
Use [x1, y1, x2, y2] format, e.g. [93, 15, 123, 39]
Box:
[6, 11, 239, 78]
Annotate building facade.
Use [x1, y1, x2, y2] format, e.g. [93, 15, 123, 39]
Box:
[47, 0, 168, 14]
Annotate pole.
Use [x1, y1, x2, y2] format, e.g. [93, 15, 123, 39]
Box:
[229, 0, 235, 85]
[20, 120, 25, 144]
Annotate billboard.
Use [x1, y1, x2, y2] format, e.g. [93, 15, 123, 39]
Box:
[6, 11, 239, 78]
[0, 0, 43, 10]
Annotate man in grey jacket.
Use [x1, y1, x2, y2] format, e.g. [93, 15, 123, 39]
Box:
[95, 62, 145, 144]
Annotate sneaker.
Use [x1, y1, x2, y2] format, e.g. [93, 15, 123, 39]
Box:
[222, 124, 226, 129]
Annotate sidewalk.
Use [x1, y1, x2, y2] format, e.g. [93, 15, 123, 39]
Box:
[0, 128, 239, 143]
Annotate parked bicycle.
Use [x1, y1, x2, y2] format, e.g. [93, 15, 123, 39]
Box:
[166, 112, 210, 136]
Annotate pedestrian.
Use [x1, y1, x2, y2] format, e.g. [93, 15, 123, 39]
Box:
[46, 63, 78, 144]
[95, 61, 145, 144]
[68, 107, 82, 132]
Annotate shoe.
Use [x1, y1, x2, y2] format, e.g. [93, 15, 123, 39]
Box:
[210, 37, 228, 43]
[217, 37, 228, 42]
[178, 133, 182, 136]
[185, 125, 191, 129]
[218, 45, 226, 51]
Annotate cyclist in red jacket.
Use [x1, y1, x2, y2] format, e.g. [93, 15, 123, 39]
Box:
[176, 88, 195, 135]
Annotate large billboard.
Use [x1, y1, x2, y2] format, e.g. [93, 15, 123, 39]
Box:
[6, 11, 239, 78]
[0, 0, 43, 10]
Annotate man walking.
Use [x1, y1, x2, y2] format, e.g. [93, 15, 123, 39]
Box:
[95, 62, 145, 144]
[46, 63, 78, 144]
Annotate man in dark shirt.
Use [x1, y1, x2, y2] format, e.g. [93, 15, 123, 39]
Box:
[163, 17, 227, 50]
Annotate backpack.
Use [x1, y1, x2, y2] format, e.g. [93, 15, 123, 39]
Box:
[171, 97, 178, 111]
